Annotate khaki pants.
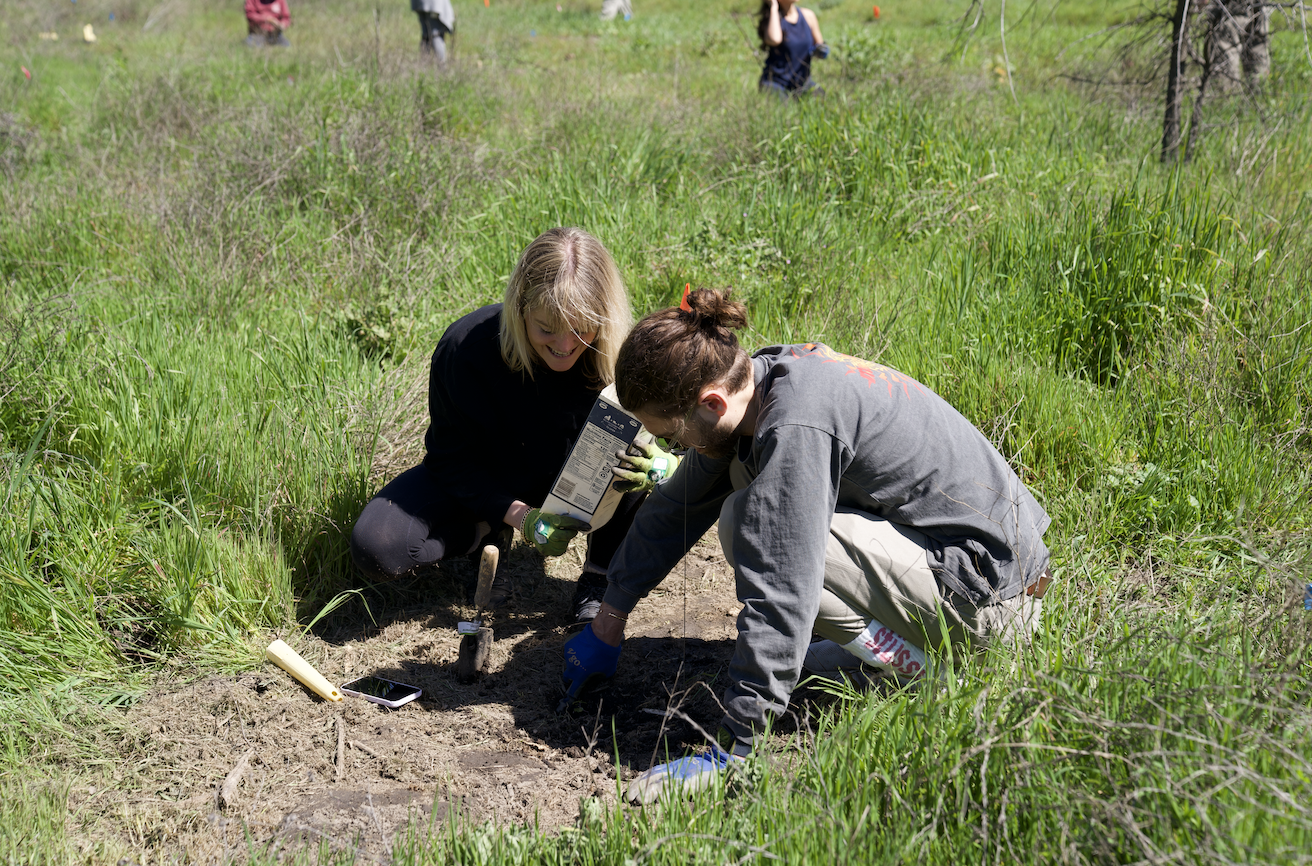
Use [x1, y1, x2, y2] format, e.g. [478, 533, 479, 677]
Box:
[718, 492, 1043, 662]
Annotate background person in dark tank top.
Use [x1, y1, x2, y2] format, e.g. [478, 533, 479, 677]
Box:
[757, 0, 829, 97]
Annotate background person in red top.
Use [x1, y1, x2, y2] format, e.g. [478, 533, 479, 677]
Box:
[245, 0, 291, 47]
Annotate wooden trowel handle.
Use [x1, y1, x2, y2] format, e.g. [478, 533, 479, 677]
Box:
[473, 544, 499, 612]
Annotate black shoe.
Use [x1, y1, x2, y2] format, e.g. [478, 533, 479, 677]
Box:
[571, 572, 609, 624]
[489, 567, 514, 609]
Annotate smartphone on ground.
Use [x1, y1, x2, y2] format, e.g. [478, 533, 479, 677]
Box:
[340, 675, 422, 709]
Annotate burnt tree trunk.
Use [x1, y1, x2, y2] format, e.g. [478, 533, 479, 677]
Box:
[1183, 67, 1211, 163]
[1184, 0, 1273, 162]
[1161, 0, 1192, 163]
[1184, 12, 1216, 163]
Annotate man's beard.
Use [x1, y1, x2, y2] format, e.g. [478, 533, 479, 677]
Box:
[684, 415, 742, 461]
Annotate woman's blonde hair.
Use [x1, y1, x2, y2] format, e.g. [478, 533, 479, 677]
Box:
[500, 227, 631, 387]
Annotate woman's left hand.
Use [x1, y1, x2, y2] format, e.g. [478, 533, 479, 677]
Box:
[521, 508, 590, 557]
[612, 440, 680, 493]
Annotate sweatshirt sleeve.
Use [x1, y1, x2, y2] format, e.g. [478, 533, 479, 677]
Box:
[602, 449, 736, 614]
[719, 424, 846, 743]
[424, 339, 519, 526]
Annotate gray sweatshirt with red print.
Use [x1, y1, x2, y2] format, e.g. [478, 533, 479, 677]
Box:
[602, 343, 1051, 742]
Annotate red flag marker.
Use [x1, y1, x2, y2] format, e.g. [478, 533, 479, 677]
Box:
[872, 5, 881, 18]
[21, 66, 31, 80]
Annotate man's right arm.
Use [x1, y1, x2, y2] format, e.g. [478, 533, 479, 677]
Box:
[601, 450, 735, 615]
[564, 452, 734, 709]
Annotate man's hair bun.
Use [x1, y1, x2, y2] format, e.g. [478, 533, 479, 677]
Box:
[616, 287, 752, 414]
[683, 288, 748, 338]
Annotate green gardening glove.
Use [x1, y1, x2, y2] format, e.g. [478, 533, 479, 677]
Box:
[521, 508, 590, 557]
[612, 439, 681, 493]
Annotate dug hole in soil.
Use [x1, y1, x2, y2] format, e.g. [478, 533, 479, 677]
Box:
[81, 530, 751, 862]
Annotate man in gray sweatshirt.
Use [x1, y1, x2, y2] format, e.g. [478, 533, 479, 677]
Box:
[561, 289, 1052, 803]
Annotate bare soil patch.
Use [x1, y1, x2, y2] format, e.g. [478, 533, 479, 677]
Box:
[77, 531, 746, 863]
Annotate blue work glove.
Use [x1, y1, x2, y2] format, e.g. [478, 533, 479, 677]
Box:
[521, 508, 590, 557]
[560, 623, 621, 706]
[812, 42, 830, 60]
[625, 746, 744, 805]
[612, 439, 681, 493]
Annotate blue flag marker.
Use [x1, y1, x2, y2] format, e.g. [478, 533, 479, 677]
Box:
[1304, 584, 1311, 611]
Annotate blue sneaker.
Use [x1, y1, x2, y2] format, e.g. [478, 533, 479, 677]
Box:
[626, 748, 742, 805]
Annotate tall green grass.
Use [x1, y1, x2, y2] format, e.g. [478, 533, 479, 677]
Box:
[0, 778, 69, 866]
[1, 0, 1309, 861]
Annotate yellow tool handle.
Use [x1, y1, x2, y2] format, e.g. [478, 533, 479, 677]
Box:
[266, 639, 342, 702]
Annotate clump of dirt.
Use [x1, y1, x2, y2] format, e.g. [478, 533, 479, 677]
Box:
[75, 531, 747, 862]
